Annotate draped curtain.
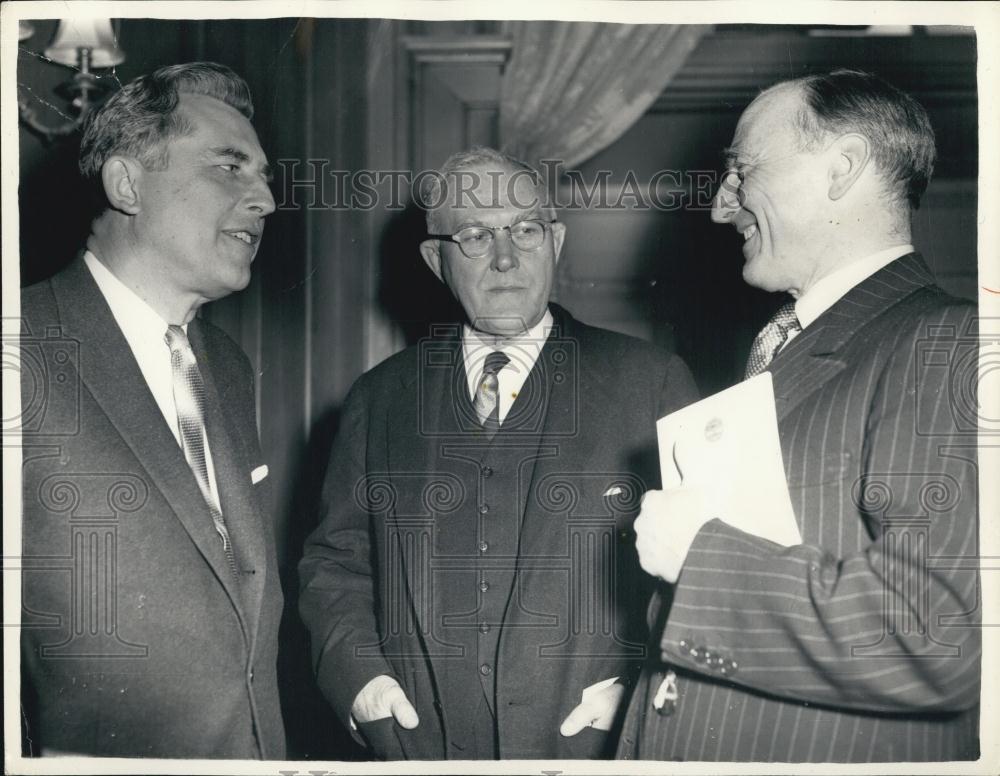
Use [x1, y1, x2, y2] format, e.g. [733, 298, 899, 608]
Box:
[499, 22, 709, 169]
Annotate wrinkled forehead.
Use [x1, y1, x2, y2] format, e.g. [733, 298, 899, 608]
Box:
[174, 93, 264, 155]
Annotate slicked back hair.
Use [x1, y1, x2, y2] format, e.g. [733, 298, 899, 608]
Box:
[779, 69, 936, 210]
[79, 62, 254, 184]
[420, 146, 549, 233]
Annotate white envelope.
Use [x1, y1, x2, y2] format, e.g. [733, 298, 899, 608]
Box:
[656, 372, 802, 547]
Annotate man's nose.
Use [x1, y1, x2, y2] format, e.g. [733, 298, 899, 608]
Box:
[247, 177, 276, 217]
[711, 178, 741, 224]
[490, 230, 519, 272]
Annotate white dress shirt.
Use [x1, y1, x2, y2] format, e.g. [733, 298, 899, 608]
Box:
[84, 251, 221, 507]
[462, 309, 553, 424]
[784, 244, 914, 349]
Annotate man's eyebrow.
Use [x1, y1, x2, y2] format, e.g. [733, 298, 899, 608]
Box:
[209, 146, 251, 163]
[721, 146, 741, 166]
[209, 146, 273, 181]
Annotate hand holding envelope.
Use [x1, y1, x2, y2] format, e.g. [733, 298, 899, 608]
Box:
[636, 374, 802, 583]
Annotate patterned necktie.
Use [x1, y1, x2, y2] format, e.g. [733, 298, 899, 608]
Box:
[473, 351, 510, 439]
[164, 325, 238, 577]
[744, 301, 802, 379]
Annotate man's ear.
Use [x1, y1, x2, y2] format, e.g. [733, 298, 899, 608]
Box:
[550, 221, 567, 264]
[828, 134, 871, 201]
[419, 239, 444, 282]
[101, 156, 143, 214]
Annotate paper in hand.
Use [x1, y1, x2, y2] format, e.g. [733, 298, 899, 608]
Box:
[656, 372, 802, 547]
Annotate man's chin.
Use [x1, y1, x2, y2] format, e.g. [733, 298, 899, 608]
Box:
[741, 256, 782, 293]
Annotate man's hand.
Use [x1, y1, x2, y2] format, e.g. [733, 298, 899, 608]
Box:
[559, 679, 625, 736]
[634, 487, 711, 583]
[351, 674, 419, 729]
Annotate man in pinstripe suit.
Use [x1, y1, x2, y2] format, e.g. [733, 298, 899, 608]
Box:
[618, 70, 980, 762]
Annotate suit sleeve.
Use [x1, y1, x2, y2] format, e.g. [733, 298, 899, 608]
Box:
[656, 353, 700, 419]
[658, 302, 980, 713]
[298, 376, 394, 726]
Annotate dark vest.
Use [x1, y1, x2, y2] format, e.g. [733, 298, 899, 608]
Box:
[432, 350, 550, 756]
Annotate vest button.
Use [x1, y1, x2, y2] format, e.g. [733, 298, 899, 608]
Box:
[479, 579, 489, 592]
[481, 466, 493, 478]
[479, 621, 490, 634]
[479, 504, 489, 514]
[480, 663, 492, 675]
[478, 541, 489, 553]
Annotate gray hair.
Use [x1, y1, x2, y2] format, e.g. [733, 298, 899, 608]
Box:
[79, 61, 254, 182]
[419, 146, 550, 232]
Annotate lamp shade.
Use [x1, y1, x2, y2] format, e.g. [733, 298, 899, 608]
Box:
[44, 18, 125, 68]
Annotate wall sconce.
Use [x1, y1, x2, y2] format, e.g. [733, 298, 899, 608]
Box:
[18, 19, 125, 142]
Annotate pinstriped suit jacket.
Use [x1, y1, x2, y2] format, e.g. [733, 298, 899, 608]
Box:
[618, 253, 980, 762]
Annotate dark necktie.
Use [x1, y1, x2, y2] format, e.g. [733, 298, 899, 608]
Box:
[164, 325, 237, 577]
[744, 301, 801, 379]
[473, 351, 510, 440]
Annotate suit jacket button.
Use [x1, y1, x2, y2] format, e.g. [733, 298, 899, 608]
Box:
[481, 466, 493, 478]
[480, 663, 492, 675]
[479, 541, 489, 553]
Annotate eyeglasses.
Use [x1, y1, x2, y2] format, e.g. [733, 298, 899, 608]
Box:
[716, 168, 746, 209]
[428, 218, 557, 259]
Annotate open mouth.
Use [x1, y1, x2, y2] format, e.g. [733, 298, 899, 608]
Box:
[739, 223, 759, 257]
[225, 230, 260, 246]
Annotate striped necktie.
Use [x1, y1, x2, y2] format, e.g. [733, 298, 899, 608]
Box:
[744, 301, 801, 379]
[473, 351, 510, 439]
[164, 325, 237, 577]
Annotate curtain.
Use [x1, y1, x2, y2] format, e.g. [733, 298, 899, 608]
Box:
[499, 22, 709, 169]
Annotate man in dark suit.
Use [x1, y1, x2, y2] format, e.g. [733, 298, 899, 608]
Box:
[298, 147, 697, 759]
[19, 62, 285, 758]
[619, 70, 979, 762]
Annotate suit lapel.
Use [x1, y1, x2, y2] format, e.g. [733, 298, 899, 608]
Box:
[387, 335, 465, 642]
[769, 252, 936, 422]
[189, 321, 267, 639]
[511, 309, 576, 574]
[50, 260, 248, 622]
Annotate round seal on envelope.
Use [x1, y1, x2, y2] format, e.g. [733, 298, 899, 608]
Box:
[704, 417, 724, 442]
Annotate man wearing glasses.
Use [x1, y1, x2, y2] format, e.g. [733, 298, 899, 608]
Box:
[618, 70, 979, 762]
[299, 147, 697, 759]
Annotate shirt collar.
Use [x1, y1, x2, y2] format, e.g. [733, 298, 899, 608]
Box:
[795, 244, 914, 330]
[462, 308, 553, 388]
[84, 250, 178, 344]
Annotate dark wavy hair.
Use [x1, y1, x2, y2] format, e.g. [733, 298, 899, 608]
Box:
[79, 61, 253, 181]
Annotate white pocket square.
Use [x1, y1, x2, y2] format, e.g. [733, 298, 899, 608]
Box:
[250, 464, 269, 484]
[602, 486, 623, 497]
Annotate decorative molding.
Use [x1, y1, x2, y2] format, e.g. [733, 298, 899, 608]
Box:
[654, 32, 977, 111]
[400, 35, 512, 66]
